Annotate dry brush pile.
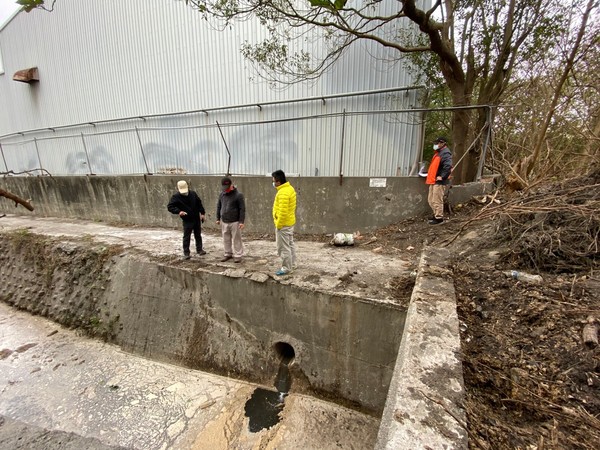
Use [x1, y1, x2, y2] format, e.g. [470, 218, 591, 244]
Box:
[450, 167, 599, 274]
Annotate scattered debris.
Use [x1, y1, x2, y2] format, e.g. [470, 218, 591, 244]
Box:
[503, 270, 543, 284]
[583, 316, 599, 348]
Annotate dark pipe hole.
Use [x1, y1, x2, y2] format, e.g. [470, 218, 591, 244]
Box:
[274, 342, 295, 365]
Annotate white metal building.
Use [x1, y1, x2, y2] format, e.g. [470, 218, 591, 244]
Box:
[0, 0, 429, 177]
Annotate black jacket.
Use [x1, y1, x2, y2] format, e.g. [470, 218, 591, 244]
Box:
[167, 191, 206, 224]
[216, 188, 245, 224]
[435, 147, 453, 185]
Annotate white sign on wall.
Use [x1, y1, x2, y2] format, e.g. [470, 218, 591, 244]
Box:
[369, 178, 387, 188]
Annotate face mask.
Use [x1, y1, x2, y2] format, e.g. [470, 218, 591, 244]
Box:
[272, 182, 277, 188]
[433, 144, 439, 150]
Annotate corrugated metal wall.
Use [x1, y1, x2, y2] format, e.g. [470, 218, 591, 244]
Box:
[0, 0, 430, 177]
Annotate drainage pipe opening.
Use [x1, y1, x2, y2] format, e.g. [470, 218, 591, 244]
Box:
[274, 342, 295, 365]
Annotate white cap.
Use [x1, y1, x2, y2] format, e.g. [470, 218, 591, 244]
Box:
[177, 180, 189, 194]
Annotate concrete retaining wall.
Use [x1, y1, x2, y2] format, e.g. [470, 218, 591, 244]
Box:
[0, 175, 493, 234]
[375, 247, 467, 448]
[0, 232, 406, 415]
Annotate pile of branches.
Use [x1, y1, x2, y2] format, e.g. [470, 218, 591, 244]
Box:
[451, 167, 599, 273]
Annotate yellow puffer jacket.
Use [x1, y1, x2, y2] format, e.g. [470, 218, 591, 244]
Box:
[272, 182, 297, 229]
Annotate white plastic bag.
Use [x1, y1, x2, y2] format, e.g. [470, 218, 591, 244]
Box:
[332, 233, 354, 246]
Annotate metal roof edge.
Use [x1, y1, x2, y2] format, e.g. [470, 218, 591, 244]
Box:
[0, 5, 22, 33]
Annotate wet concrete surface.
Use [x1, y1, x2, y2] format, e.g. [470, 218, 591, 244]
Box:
[0, 214, 398, 448]
[0, 303, 379, 449]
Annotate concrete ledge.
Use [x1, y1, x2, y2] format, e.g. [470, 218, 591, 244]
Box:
[375, 247, 467, 449]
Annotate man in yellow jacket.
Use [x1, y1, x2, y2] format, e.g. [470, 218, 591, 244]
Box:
[272, 170, 297, 276]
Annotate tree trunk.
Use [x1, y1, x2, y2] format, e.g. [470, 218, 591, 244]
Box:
[450, 106, 474, 184]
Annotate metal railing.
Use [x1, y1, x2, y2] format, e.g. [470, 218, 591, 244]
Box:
[0, 87, 495, 180]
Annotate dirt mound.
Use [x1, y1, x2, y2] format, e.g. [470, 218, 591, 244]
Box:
[360, 170, 600, 449]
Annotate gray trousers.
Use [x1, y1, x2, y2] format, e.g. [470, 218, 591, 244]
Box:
[221, 221, 244, 258]
[276, 226, 296, 272]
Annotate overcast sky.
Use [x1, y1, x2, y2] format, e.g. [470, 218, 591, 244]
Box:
[0, 0, 20, 29]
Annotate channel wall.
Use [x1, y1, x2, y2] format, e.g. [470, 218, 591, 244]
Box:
[0, 232, 406, 415]
[1, 175, 493, 234]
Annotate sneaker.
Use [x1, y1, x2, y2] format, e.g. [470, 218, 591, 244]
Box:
[182, 254, 191, 260]
[428, 218, 444, 225]
[220, 255, 233, 262]
[233, 257, 242, 263]
[197, 250, 207, 256]
[275, 269, 289, 276]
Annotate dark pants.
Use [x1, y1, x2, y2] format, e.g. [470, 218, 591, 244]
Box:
[182, 221, 203, 255]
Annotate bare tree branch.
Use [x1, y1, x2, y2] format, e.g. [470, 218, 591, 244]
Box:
[0, 188, 34, 211]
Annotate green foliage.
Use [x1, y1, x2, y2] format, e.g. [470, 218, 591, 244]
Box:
[403, 35, 443, 88]
[307, 0, 347, 10]
[308, 0, 332, 7]
[16, 0, 47, 13]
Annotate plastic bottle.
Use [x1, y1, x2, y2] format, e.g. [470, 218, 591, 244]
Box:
[503, 270, 543, 284]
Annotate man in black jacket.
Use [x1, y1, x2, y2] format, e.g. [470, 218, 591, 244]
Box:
[167, 180, 206, 259]
[216, 177, 245, 263]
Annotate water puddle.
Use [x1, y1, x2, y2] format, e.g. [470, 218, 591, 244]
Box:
[244, 387, 286, 433]
[244, 344, 293, 433]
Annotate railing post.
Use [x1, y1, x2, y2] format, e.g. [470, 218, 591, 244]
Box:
[0, 143, 8, 172]
[339, 109, 346, 185]
[135, 127, 152, 174]
[216, 121, 231, 176]
[34, 138, 45, 174]
[80, 133, 94, 175]
[476, 106, 494, 181]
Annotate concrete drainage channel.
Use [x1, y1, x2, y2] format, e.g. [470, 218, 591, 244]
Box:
[0, 229, 466, 448]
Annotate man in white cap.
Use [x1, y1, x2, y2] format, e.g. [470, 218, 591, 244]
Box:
[167, 180, 206, 259]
